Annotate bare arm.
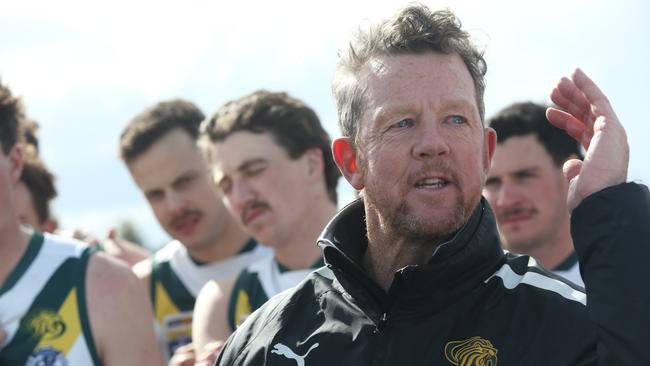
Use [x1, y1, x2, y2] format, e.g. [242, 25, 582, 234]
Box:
[87, 253, 163, 366]
[192, 278, 236, 353]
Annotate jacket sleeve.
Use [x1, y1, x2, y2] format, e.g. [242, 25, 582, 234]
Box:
[571, 182, 650, 365]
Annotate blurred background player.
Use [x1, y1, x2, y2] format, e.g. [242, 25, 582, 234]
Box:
[191, 90, 340, 363]
[483, 102, 584, 285]
[119, 99, 269, 362]
[0, 81, 162, 365]
[14, 142, 58, 233]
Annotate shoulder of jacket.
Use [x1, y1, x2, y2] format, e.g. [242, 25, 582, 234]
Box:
[487, 254, 586, 306]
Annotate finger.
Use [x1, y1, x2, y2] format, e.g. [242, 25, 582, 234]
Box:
[195, 359, 216, 366]
[106, 227, 117, 241]
[195, 351, 217, 363]
[572, 68, 617, 121]
[168, 354, 195, 366]
[204, 340, 224, 352]
[174, 343, 196, 354]
[0, 328, 6, 344]
[555, 77, 595, 128]
[546, 108, 593, 149]
[563, 159, 583, 184]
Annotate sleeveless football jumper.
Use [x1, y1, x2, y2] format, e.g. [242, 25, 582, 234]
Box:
[0, 232, 99, 365]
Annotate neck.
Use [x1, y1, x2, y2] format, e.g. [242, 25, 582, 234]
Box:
[529, 226, 575, 270]
[362, 208, 440, 292]
[187, 218, 251, 264]
[0, 222, 32, 286]
[273, 199, 336, 270]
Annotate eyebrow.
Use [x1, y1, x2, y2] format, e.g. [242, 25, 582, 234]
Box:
[372, 98, 476, 123]
[171, 169, 201, 185]
[237, 158, 268, 172]
[512, 166, 541, 176]
[486, 166, 540, 182]
[372, 105, 417, 125]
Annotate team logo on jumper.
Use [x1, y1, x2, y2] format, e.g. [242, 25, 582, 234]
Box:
[26, 346, 69, 366]
[270, 342, 319, 366]
[445, 336, 497, 366]
[21, 310, 66, 341]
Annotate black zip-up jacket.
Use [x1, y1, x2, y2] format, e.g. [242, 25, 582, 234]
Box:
[216, 183, 650, 365]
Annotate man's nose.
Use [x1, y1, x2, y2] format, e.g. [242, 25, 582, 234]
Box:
[165, 190, 188, 214]
[495, 182, 523, 208]
[411, 121, 450, 160]
[230, 178, 256, 210]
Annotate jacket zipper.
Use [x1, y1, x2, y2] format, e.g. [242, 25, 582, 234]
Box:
[373, 312, 388, 334]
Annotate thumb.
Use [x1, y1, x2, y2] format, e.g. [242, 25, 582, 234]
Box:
[563, 159, 583, 184]
[0, 327, 6, 344]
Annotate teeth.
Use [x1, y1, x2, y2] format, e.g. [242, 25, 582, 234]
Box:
[416, 178, 446, 187]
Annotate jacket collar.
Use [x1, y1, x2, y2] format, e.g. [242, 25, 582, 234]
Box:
[318, 197, 505, 316]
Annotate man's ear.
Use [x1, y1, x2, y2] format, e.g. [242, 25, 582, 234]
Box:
[304, 148, 324, 180]
[483, 127, 497, 175]
[9, 144, 24, 184]
[332, 137, 364, 190]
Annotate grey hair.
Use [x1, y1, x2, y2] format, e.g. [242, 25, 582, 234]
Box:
[331, 4, 487, 146]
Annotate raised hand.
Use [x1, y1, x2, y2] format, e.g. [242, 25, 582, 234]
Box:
[546, 68, 628, 211]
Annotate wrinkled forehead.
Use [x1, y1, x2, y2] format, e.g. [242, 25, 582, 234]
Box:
[357, 53, 479, 127]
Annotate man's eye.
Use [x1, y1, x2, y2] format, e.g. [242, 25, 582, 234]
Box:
[448, 115, 466, 125]
[392, 119, 414, 129]
[245, 165, 266, 177]
[219, 181, 232, 195]
[146, 191, 163, 202]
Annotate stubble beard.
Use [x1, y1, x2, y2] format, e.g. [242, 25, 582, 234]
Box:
[363, 179, 474, 246]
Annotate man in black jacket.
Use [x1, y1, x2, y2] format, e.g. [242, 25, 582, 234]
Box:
[215, 4, 650, 365]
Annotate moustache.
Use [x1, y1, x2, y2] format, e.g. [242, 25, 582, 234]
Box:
[407, 160, 457, 186]
[497, 207, 536, 220]
[241, 201, 271, 224]
[169, 209, 202, 227]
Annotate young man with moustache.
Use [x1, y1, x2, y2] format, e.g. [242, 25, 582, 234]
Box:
[213, 5, 650, 365]
[119, 99, 269, 362]
[484, 102, 584, 286]
[190, 90, 339, 363]
[0, 82, 162, 365]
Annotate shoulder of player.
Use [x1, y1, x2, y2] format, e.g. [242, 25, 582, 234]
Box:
[235, 269, 331, 331]
[85, 252, 162, 365]
[86, 252, 143, 304]
[196, 277, 237, 310]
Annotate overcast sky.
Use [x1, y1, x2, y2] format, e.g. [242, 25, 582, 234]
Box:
[2, 0, 648, 249]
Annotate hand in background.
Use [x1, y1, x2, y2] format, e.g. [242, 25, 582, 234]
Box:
[168, 343, 195, 366]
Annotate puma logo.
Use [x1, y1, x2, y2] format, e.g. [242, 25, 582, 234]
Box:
[271, 342, 319, 366]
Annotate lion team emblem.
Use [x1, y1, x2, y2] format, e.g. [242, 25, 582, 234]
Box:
[21, 309, 66, 341]
[445, 336, 498, 366]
